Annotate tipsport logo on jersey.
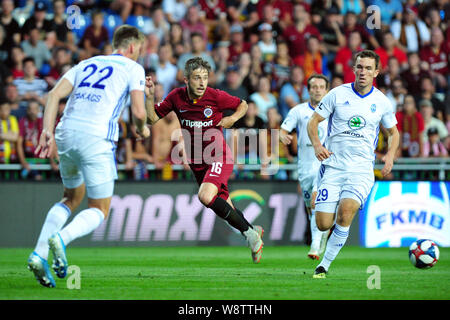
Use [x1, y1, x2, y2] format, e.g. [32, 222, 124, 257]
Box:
[360, 181, 450, 247]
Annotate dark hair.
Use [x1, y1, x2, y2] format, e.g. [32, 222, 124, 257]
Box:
[190, 32, 203, 40]
[112, 25, 145, 50]
[23, 56, 35, 65]
[354, 50, 380, 70]
[184, 57, 212, 78]
[307, 74, 330, 90]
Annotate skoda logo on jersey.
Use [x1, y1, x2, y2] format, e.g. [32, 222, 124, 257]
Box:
[371, 104, 376, 113]
[348, 115, 366, 130]
[204, 107, 213, 118]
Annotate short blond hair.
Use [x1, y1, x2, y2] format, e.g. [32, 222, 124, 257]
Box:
[112, 25, 145, 50]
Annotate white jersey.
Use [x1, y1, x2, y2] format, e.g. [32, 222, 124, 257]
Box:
[315, 83, 397, 171]
[57, 54, 145, 141]
[281, 102, 328, 176]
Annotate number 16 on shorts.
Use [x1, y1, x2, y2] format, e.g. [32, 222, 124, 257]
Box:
[211, 162, 222, 175]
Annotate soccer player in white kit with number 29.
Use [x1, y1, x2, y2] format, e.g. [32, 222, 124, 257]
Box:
[307, 50, 400, 278]
[27, 25, 150, 287]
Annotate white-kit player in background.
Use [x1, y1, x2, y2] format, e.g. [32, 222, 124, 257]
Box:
[279, 74, 330, 261]
[28, 25, 150, 288]
[307, 50, 400, 278]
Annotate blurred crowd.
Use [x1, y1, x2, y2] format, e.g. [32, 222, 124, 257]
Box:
[0, 0, 449, 181]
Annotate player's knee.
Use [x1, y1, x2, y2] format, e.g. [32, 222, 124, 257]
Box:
[198, 191, 215, 207]
[315, 212, 334, 231]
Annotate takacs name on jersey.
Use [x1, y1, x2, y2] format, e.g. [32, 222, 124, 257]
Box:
[73, 92, 102, 103]
[181, 119, 213, 128]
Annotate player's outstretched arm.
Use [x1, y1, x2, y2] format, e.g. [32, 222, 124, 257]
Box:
[35, 78, 73, 159]
[144, 76, 160, 125]
[307, 112, 332, 161]
[130, 90, 150, 139]
[381, 125, 400, 177]
[217, 100, 248, 128]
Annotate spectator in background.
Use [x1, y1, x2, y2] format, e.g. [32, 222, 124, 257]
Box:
[45, 47, 72, 88]
[198, 0, 227, 28]
[4, 83, 23, 120]
[310, 0, 341, 25]
[375, 31, 408, 72]
[419, 99, 448, 144]
[425, 7, 446, 33]
[156, 44, 178, 99]
[0, 101, 19, 166]
[268, 41, 293, 91]
[401, 51, 432, 94]
[396, 94, 425, 158]
[49, 0, 77, 54]
[294, 35, 330, 82]
[176, 32, 216, 84]
[226, 0, 258, 30]
[145, 6, 170, 43]
[217, 66, 249, 102]
[391, 6, 430, 53]
[249, 76, 278, 123]
[386, 77, 407, 113]
[257, 23, 277, 64]
[228, 24, 251, 65]
[13, 57, 48, 109]
[378, 56, 402, 89]
[21, 27, 52, 72]
[342, 11, 379, 50]
[278, 65, 309, 119]
[256, 0, 293, 29]
[0, 0, 21, 51]
[419, 27, 448, 91]
[417, 76, 446, 121]
[16, 100, 57, 180]
[21, 1, 53, 41]
[168, 22, 185, 63]
[330, 75, 344, 89]
[211, 42, 230, 85]
[236, 51, 261, 95]
[108, 0, 133, 24]
[335, 30, 363, 84]
[422, 127, 448, 157]
[232, 100, 266, 180]
[162, 0, 190, 24]
[283, 3, 321, 61]
[253, 3, 283, 40]
[140, 33, 160, 72]
[10, 46, 25, 79]
[180, 5, 208, 44]
[79, 10, 109, 59]
[317, 7, 346, 62]
[370, 0, 403, 27]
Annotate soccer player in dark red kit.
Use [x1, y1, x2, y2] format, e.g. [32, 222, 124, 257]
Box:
[145, 57, 264, 263]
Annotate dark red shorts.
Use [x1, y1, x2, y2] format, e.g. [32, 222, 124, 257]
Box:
[190, 160, 234, 200]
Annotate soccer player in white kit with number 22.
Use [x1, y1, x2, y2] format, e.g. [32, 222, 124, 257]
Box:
[27, 25, 150, 287]
[307, 50, 400, 278]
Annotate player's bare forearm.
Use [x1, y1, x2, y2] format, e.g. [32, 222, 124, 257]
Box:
[229, 100, 248, 123]
[308, 112, 332, 161]
[385, 126, 400, 159]
[279, 128, 293, 145]
[145, 95, 160, 125]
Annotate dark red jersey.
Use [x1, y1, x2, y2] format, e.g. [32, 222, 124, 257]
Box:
[154, 86, 241, 164]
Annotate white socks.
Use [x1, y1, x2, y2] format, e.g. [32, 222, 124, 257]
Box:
[59, 208, 105, 247]
[310, 210, 326, 253]
[34, 203, 71, 260]
[318, 223, 350, 271]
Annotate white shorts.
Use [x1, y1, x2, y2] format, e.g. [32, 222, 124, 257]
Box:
[314, 164, 374, 214]
[298, 173, 316, 208]
[55, 128, 117, 199]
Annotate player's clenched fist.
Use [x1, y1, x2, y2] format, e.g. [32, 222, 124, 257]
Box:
[145, 76, 155, 97]
[313, 144, 332, 161]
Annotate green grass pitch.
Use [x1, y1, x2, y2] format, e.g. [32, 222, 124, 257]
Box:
[0, 246, 449, 300]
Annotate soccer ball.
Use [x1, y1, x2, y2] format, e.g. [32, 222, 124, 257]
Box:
[408, 239, 440, 269]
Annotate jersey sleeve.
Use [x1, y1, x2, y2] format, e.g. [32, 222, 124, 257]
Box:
[381, 99, 398, 129]
[216, 89, 241, 111]
[154, 89, 175, 118]
[315, 90, 335, 119]
[129, 64, 146, 92]
[61, 63, 79, 85]
[281, 107, 299, 132]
